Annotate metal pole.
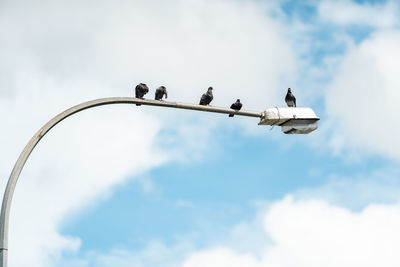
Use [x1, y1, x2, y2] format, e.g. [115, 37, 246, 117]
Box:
[0, 97, 262, 267]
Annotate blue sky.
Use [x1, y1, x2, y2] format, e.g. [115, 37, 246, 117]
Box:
[61, 130, 389, 253]
[1, 0, 400, 266]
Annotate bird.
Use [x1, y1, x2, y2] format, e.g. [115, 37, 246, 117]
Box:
[229, 99, 242, 117]
[285, 88, 296, 107]
[135, 83, 149, 106]
[155, 86, 168, 100]
[199, 87, 213, 105]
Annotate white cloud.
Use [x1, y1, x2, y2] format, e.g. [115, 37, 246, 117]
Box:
[0, 0, 297, 266]
[184, 247, 262, 267]
[318, 0, 399, 28]
[0, 0, 297, 109]
[7, 106, 166, 266]
[89, 195, 400, 267]
[182, 196, 400, 267]
[325, 30, 400, 161]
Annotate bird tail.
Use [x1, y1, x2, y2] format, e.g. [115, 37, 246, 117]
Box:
[229, 114, 234, 117]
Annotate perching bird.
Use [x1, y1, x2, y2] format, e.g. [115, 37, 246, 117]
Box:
[285, 88, 296, 107]
[135, 83, 149, 106]
[229, 99, 242, 117]
[199, 87, 213, 105]
[155, 86, 168, 100]
[135, 83, 149, 98]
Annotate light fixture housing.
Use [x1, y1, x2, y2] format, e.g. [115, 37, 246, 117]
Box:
[258, 107, 320, 134]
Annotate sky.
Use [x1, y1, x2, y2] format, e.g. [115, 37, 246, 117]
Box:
[1, 0, 400, 266]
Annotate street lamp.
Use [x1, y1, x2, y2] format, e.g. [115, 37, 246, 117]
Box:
[0, 97, 319, 267]
[258, 107, 319, 134]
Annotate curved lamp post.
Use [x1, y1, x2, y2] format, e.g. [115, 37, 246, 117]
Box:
[0, 97, 319, 266]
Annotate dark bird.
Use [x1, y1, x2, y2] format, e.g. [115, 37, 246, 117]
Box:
[155, 86, 168, 100]
[285, 88, 296, 107]
[199, 87, 213, 105]
[135, 83, 149, 106]
[229, 99, 242, 117]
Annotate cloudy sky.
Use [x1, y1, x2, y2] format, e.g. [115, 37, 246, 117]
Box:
[1, 0, 400, 266]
